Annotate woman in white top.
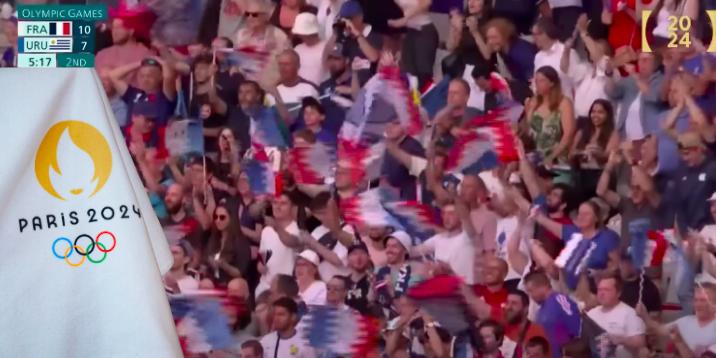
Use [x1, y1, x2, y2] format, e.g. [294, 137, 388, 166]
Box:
[388, 0, 438, 87]
[650, 0, 699, 42]
[295, 249, 328, 305]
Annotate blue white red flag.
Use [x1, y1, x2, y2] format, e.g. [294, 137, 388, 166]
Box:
[379, 66, 423, 136]
[217, 46, 272, 80]
[630, 229, 672, 268]
[250, 106, 289, 148]
[340, 188, 400, 229]
[243, 144, 275, 195]
[301, 305, 380, 356]
[383, 201, 440, 243]
[444, 131, 500, 174]
[337, 139, 385, 184]
[407, 275, 471, 335]
[555, 233, 596, 290]
[339, 74, 396, 145]
[420, 76, 450, 120]
[169, 292, 236, 355]
[288, 142, 336, 185]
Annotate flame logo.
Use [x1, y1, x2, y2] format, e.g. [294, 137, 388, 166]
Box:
[34, 121, 112, 201]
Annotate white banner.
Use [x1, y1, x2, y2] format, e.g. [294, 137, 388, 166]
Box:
[0, 69, 181, 357]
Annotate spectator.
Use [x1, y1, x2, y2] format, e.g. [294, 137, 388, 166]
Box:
[101, 73, 129, 129]
[532, 17, 582, 99]
[471, 257, 510, 317]
[387, 0, 438, 87]
[587, 273, 647, 357]
[524, 336, 550, 358]
[260, 297, 316, 357]
[270, 49, 320, 116]
[445, 0, 494, 69]
[345, 241, 373, 313]
[597, 151, 660, 248]
[601, 0, 641, 51]
[461, 174, 499, 257]
[382, 118, 426, 201]
[503, 289, 550, 357]
[0, 17, 16, 67]
[294, 249, 327, 305]
[159, 183, 202, 253]
[638, 283, 716, 356]
[108, 57, 177, 127]
[524, 66, 576, 167]
[673, 132, 716, 233]
[96, 15, 154, 85]
[292, 13, 328, 87]
[331, 0, 382, 86]
[326, 275, 351, 309]
[483, 18, 537, 83]
[257, 193, 301, 295]
[209, 36, 245, 108]
[164, 240, 200, 293]
[145, 0, 203, 47]
[415, 202, 476, 284]
[375, 231, 418, 317]
[270, 0, 318, 36]
[362, 225, 389, 267]
[571, 99, 619, 202]
[295, 97, 335, 145]
[543, 0, 584, 41]
[617, 252, 662, 316]
[202, 204, 252, 289]
[215, 127, 242, 186]
[523, 271, 581, 357]
[226, 80, 266, 151]
[476, 319, 506, 358]
[316, 0, 344, 39]
[240, 339, 264, 358]
[235, 0, 291, 86]
[605, 51, 666, 139]
[318, 46, 352, 100]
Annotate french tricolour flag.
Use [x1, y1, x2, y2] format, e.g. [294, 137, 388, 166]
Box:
[555, 233, 597, 290]
[301, 305, 380, 356]
[288, 142, 336, 185]
[340, 188, 399, 229]
[169, 292, 236, 355]
[49, 21, 72, 36]
[383, 201, 440, 243]
[631, 230, 672, 268]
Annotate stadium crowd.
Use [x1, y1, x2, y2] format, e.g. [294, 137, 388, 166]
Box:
[4, 0, 716, 356]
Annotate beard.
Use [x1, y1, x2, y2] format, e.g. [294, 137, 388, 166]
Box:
[166, 202, 182, 215]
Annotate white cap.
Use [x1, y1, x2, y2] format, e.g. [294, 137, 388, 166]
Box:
[292, 13, 320, 36]
[708, 192, 716, 202]
[297, 249, 320, 267]
[386, 230, 412, 252]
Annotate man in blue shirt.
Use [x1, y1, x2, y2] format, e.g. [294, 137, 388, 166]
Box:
[523, 271, 581, 358]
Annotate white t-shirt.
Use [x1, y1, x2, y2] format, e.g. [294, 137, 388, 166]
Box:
[573, 57, 611, 118]
[534, 41, 582, 99]
[422, 231, 475, 284]
[394, 0, 432, 29]
[311, 224, 352, 281]
[295, 41, 329, 89]
[300, 280, 328, 306]
[258, 222, 299, 295]
[271, 81, 320, 107]
[587, 302, 646, 357]
[177, 275, 200, 293]
[494, 216, 529, 281]
[316, 0, 343, 39]
[623, 94, 645, 140]
[666, 316, 716, 356]
[698, 225, 716, 283]
[260, 330, 316, 358]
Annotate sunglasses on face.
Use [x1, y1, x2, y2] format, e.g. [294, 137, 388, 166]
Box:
[214, 214, 228, 221]
[245, 11, 262, 18]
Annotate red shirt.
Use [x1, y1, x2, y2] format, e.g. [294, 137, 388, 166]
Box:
[504, 321, 551, 358]
[472, 284, 508, 320]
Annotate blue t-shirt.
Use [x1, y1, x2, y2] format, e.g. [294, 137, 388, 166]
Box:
[562, 225, 620, 269]
[536, 292, 581, 358]
[121, 86, 176, 127]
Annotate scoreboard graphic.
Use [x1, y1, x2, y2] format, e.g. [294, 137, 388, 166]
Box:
[15, 5, 106, 68]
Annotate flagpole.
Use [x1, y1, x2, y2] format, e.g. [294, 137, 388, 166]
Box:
[203, 155, 207, 205]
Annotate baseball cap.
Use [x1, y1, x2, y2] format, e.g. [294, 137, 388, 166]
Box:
[677, 132, 705, 150]
[131, 101, 160, 119]
[339, 1, 363, 18]
[292, 12, 320, 36]
[297, 249, 320, 267]
[385, 230, 412, 251]
[347, 240, 369, 255]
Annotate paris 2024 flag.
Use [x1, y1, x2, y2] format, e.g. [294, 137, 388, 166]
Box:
[0, 69, 182, 357]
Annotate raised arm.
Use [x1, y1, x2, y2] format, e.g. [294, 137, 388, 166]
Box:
[596, 152, 622, 208]
[446, 10, 465, 52]
[108, 60, 141, 96]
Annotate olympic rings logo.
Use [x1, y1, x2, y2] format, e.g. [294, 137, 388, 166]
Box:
[51, 231, 117, 267]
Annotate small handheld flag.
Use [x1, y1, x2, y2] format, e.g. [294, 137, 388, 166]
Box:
[301, 305, 380, 356]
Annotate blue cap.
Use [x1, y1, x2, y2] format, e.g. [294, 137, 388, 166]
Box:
[339, 1, 363, 18]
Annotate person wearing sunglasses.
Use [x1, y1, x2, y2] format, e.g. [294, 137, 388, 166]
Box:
[236, 0, 291, 85]
[201, 204, 253, 289]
